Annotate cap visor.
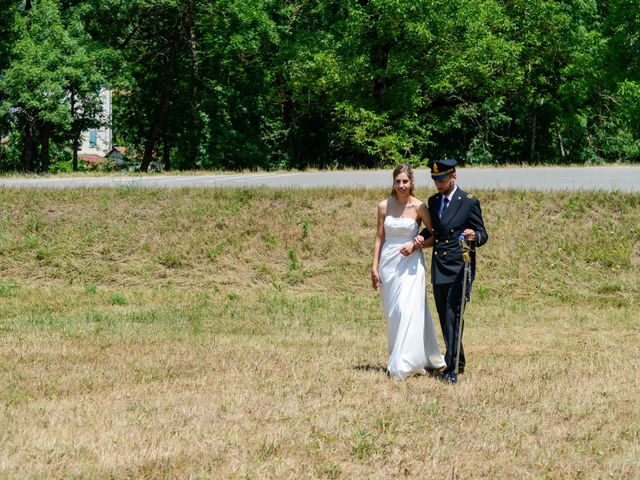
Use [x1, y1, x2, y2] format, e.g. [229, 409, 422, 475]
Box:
[431, 172, 452, 180]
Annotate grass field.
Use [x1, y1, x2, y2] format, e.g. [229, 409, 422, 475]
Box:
[0, 186, 639, 479]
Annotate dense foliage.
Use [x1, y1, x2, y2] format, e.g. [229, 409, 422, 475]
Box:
[0, 0, 639, 172]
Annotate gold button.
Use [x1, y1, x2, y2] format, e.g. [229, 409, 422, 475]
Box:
[435, 240, 439, 243]
[443, 252, 447, 256]
[434, 252, 438, 256]
[445, 240, 449, 244]
[450, 229, 454, 233]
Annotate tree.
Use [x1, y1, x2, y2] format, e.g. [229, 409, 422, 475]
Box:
[83, 0, 203, 172]
[0, 0, 70, 171]
[0, 0, 107, 172]
[61, 9, 106, 171]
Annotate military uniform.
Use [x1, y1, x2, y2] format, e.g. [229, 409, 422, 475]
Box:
[419, 160, 488, 379]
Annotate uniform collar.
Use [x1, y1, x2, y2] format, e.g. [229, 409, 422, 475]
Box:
[442, 185, 458, 202]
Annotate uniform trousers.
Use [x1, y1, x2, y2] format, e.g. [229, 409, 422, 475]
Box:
[433, 278, 466, 373]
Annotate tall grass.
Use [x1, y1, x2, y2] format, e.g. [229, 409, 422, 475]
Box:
[0, 187, 638, 479]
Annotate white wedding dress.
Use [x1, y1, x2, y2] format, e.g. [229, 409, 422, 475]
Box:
[379, 216, 446, 379]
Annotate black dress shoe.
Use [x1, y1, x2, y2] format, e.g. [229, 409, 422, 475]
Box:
[438, 371, 457, 385]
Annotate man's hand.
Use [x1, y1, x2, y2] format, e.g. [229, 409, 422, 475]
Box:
[463, 229, 476, 242]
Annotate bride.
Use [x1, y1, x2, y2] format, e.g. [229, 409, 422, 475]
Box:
[371, 163, 446, 379]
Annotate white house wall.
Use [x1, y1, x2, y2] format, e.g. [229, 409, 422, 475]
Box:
[79, 89, 112, 156]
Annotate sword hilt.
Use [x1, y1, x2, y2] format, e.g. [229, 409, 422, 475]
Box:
[458, 234, 471, 262]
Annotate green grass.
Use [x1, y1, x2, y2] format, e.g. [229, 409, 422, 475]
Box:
[0, 186, 639, 478]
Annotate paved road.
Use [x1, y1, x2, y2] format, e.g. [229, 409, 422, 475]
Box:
[1, 166, 639, 191]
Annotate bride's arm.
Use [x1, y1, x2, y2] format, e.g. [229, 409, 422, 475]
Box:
[417, 203, 435, 248]
[399, 202, 433, 256]
[371, 201, 386, 290]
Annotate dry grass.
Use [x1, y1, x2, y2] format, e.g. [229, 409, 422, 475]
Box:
[0, 186, 639, 479]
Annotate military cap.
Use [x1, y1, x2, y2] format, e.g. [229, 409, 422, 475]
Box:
[429, 159, 457, 180]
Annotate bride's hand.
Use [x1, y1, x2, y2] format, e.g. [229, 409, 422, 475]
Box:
[399, 242, 414, 257]
[371, 269, 382, 290]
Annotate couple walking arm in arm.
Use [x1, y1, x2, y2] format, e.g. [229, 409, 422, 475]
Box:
[372, 160, 488, 384]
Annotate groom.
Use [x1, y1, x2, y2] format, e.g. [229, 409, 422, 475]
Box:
[406, 159, 488, 384]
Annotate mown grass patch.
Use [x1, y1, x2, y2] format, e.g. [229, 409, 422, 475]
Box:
[0, 186, 638, 478]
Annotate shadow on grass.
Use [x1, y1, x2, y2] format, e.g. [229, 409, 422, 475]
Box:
[354, 364, 388, 374]
[355, 364, 447, 380]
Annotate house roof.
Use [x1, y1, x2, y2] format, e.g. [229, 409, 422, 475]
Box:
[78, 154, 106, 165]
[106, 146, 127, 157]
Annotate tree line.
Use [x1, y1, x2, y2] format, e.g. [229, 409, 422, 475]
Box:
[0, 0, 639, 172]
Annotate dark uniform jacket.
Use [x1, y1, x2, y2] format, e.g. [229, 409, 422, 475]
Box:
[420, 187, 488, 286]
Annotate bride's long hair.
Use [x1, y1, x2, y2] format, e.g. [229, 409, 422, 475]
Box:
[390, 163, 415, 198]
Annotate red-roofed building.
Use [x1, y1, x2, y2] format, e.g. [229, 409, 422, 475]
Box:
[78, 153, 108, 169]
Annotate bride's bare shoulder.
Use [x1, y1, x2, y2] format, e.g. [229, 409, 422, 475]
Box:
[409, 196, 424, 207]
[412, 198, 430, 220]
[379, 196, 396, 208]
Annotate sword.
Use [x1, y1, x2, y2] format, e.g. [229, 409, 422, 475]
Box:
[455, 234, 473, 375]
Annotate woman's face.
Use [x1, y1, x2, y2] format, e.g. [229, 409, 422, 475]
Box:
[394, 172, 412, 196]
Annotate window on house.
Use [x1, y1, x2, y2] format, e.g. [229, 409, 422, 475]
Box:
[89, 130, 97, 148]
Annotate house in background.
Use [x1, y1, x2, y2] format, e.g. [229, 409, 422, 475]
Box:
[78, 147, 128, 170]
[105, 146, 128, 168]
[79, 88, 113, 157]
[77, 153, 106, 169]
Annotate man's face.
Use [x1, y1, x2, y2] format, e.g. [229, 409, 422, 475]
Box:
[433, 172, 456, 195]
